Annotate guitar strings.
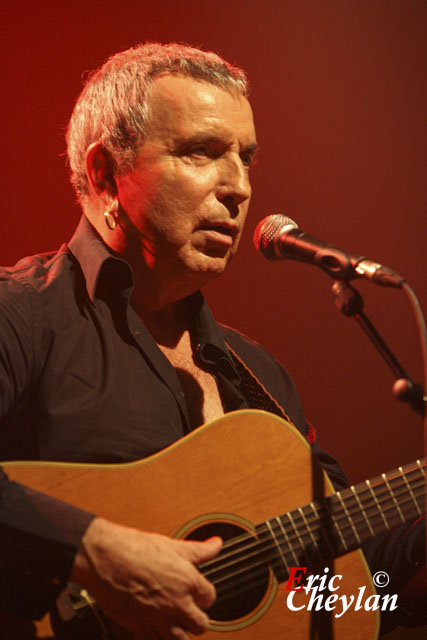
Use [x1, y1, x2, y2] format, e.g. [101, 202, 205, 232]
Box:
[202, 462, 425, 568]
[203, 503, 423, 608]
[204, 482, 425, 587]
[213, 488, 426, 586]
[205, 484, 425, 607]
[208, 478, 425, 577]
[201, 478, 425, 590]
[199, 478, 425, 602]
[202, 468, 425, 578]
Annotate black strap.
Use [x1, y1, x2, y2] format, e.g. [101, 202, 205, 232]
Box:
[226, 342, 295, 427]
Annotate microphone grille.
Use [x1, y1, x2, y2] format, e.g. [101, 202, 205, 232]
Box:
[253, 214, 298, 257]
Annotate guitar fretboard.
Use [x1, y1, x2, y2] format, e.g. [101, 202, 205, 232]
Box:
[262, 458, 425, 577]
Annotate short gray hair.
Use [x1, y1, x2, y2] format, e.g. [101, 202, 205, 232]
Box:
[66, 42, 249, 201]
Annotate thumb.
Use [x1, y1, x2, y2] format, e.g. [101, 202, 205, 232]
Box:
[179, 536, 223, 565]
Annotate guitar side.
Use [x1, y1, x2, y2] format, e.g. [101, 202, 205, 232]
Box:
[3, 409, 379, 639]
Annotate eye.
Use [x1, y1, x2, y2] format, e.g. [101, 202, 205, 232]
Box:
[241, 151, 257, 168]
[188, 144, 210, 157]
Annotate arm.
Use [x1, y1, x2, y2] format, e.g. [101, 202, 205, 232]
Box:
[0, 274, 84, 618]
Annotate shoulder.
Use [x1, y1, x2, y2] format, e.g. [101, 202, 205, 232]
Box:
[0, 246, 78, 312]
[1, 245, 73, 290]
[0, 246, 82, 350]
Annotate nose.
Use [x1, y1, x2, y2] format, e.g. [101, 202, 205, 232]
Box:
[216, 153, 252, 209]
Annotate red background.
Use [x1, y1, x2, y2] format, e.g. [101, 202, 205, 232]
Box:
[1, 0, 426, 583]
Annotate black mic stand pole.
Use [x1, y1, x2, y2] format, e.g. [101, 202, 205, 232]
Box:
[331, 280, 425, 418]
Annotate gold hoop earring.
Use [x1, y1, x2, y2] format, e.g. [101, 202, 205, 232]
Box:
[104, 202, 118, 230]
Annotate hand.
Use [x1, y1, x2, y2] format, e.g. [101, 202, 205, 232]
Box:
[71, 517, 222, 639]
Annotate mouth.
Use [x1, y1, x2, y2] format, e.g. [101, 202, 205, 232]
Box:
[197, 221, 238, 239]
[195, 222, 238, 249]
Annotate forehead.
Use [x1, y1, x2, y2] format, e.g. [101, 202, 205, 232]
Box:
[145, 74, 256, 145]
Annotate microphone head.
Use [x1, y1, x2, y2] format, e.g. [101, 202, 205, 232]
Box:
[253, 214, 298, 259]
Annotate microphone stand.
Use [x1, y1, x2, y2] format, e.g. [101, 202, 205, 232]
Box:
[331, 280, 425, 418]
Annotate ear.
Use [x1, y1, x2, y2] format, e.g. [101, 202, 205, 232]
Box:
[85, 142, 117, 200]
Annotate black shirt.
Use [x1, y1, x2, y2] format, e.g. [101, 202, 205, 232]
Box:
[0, 216, 423, 629]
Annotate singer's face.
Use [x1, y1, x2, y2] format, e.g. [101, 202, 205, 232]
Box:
[114, 74, 257, 292]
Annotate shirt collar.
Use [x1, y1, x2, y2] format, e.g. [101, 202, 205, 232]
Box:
[68, 216, 238, 378]
[190, 292, 240, 382]
[68, 215, 133, 303]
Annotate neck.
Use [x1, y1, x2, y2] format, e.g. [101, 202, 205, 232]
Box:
[132, 295, 192, 348]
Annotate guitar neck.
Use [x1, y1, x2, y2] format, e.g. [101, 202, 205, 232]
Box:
[263, 458, 426, 573]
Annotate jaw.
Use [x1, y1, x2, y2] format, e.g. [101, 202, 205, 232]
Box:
[129, 248, 232, 313]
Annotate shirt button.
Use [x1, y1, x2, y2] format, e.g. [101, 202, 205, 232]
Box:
[135, 329, 140, 335]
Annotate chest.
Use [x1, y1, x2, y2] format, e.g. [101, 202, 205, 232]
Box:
[4, 302, 228, 463]
[157, 336, 225, 427]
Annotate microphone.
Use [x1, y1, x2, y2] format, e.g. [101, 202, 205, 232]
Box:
[253, 214, 404, 288]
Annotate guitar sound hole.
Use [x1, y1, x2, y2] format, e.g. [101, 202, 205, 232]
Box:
[185, 521, 270, 622]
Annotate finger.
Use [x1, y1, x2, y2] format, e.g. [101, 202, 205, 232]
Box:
[178, 536, 223, 565]
[178, 600, 211, 635]
[170, 627, 189, 640]
[190, 570, 217, 610]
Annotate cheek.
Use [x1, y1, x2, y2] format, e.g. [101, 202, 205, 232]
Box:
[117, 168, 164, 220]
[143, 195, 196, 250]
[165, 163, 217, 201]
[153, 174, 212, 226]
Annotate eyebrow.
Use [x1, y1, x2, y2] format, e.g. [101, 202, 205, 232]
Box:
[174, 133, 259, 154]
[242, 142, 260, 156]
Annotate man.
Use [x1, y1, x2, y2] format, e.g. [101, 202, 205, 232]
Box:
[0, 43, 424, 639]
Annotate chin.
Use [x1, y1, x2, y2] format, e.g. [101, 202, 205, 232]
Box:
[187, 256, 230, 287]
[203, 251, 234, 273]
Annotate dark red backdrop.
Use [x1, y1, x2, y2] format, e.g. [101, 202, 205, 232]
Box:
[2, 2, 425, 487]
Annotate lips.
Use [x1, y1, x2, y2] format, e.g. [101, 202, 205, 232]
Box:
[196, 221, 239, 248]
[196, 221, 238, 238]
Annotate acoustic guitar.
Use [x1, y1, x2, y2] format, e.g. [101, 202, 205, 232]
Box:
[2, 410, 425, 639]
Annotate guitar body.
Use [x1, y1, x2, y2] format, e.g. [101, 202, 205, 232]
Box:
[4, 410, 379, 639]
